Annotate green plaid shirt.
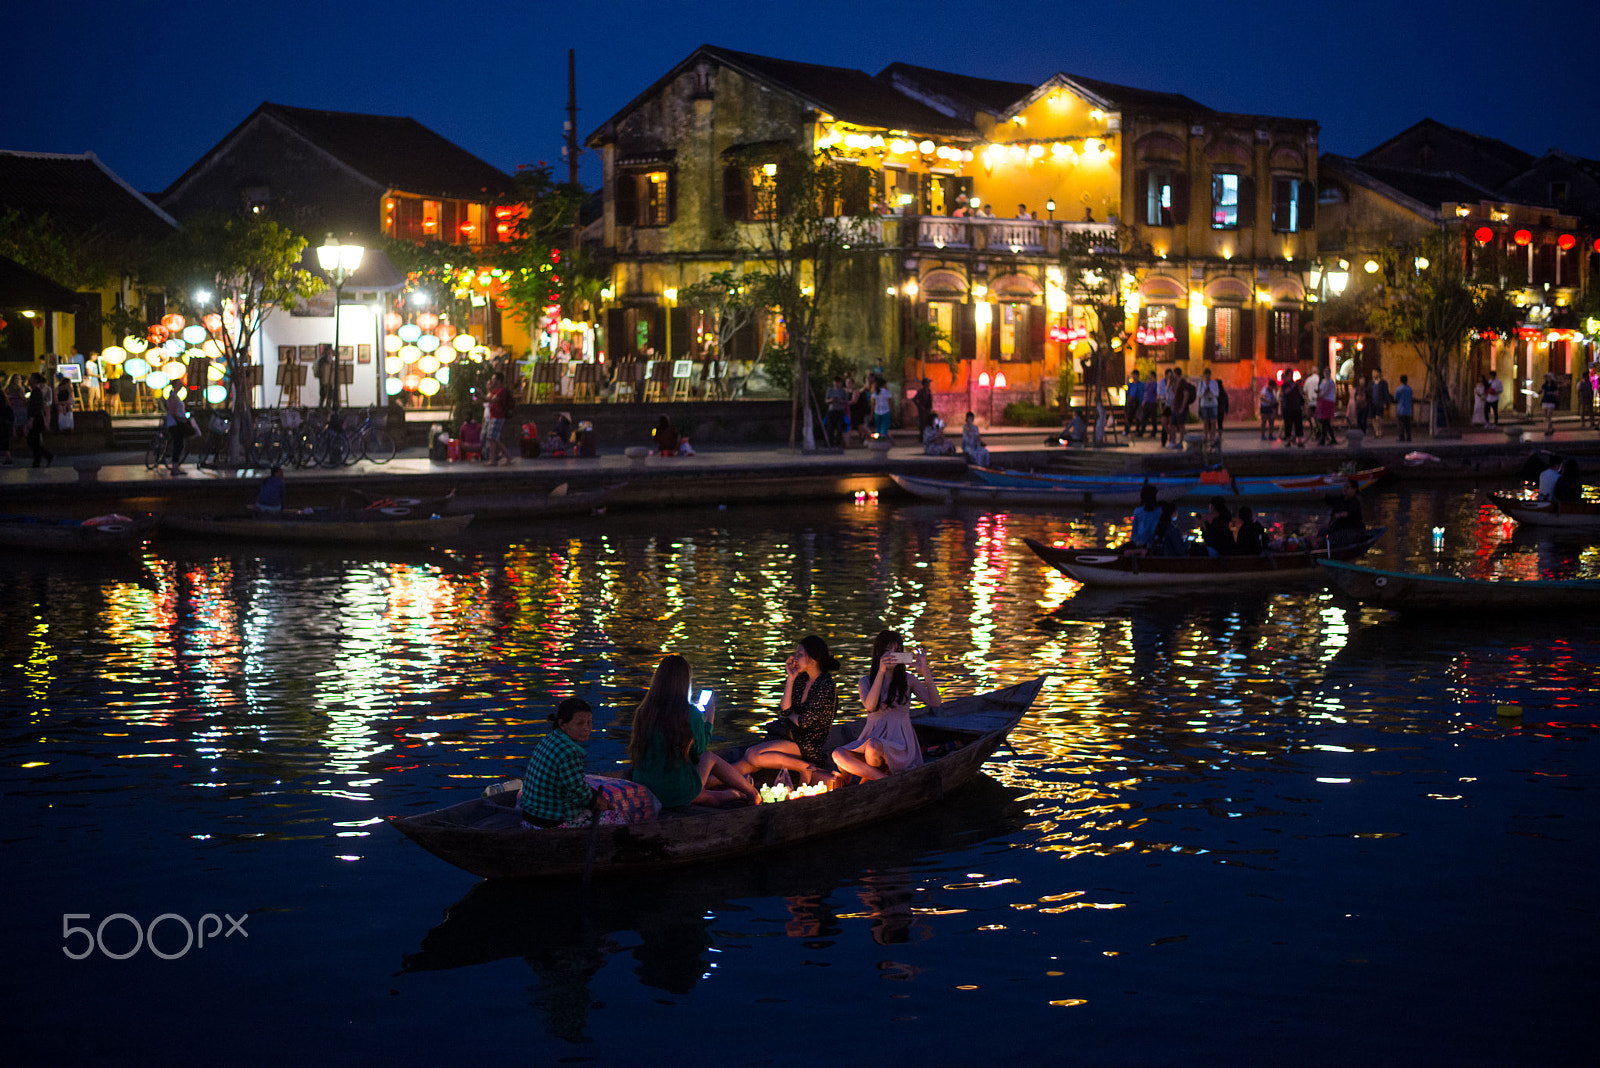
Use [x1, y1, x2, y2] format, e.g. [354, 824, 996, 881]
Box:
[520, 729, 595, 823]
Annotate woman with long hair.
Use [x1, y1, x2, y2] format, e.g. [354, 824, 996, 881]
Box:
[735, 635, 840, 783]
[628, 654, 758, 809]
[832, 630, 940, 781]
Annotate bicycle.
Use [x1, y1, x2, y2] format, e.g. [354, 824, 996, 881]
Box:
[344, 407, 396, 464]
[143, 428, 170, 470]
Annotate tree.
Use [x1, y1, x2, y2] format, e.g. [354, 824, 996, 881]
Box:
[0, 209, 125, 291]
[1057, 225, 1134, 444]
[680, 268, 761, 395]
[491, 164, 587, 340]
[733, 146, 876, 449]
[908, 319, 952, 381]
[153, 213, 322, 462]
[1366, 228, 1520, 434]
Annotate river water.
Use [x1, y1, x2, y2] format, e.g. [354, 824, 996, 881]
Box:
[4, 485, 1596, 1065]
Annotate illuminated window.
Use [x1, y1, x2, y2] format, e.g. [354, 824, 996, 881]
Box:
[1211, 306, 1240, 361]
[1146, 169, 1175, 226]
[617, 169, 675, 227]
[1272, 177, 1305, 233]
[1000, 304, 1018, 357]
[422, 200, 441, 236]
[928, 301, 954, 343]
[1211, 173, 1239, 230]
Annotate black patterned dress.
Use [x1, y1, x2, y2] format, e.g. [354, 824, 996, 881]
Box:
[788, 672, 838, 765]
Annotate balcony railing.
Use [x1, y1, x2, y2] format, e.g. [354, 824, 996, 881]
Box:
[883, 216, 1112, 255]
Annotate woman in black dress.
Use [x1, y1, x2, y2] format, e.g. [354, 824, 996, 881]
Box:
[735, 634, 839, 783]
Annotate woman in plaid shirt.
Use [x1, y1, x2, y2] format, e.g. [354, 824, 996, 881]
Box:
[520, 699, 611, 828]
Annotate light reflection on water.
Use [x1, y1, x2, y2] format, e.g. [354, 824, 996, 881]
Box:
[3, 484, 1597, 1061]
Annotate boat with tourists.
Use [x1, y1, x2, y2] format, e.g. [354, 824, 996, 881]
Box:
[1317, 558, 1600, 611]
[389, 676, 1044, 879]
[161, 509, 474, 545]
[892, 473, 1191, 507]
[0, 512, 157, 554]
[1024, 529, 1383, 587]
[1488, 493, 1600, 529]
[972, 465, 1386, 502]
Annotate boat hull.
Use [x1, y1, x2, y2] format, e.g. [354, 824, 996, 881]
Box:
[0, 513, 155, 554]
[1489, 494, 1600, 528]
[161, 512, 474, 545]
[1318, 558, 1600, 611]
[892, 474, 1190, 507]
[390, 678, 1044, 879]
[971, 466, 1386, 502]
[1026, 531, 1382, 587]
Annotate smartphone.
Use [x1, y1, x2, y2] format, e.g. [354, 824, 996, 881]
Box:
[889, 652, 914, 666]
[695, 688, 712, 711]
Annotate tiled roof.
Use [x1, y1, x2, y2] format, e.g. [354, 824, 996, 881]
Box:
[876, 62, 1037, 117]
[1054, 73, 1212, 114]
[1359, 118, 1534, 171]
[0, 151, 177, 246]
[163, 104, 516, 203]
[1320, 154, 1504, 217]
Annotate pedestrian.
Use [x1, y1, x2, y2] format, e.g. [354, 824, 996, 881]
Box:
[1579, 366, 1596, 429]
[913, 377, 933, 432]
[849, 372, 871, 443]
[1485, 370, 1503, 426]
[824, 375, 849, 447]
[1471, 375, 1488, 427]
[1196, 367, 1220, 447]
[25, 373, 53, 468]
[871, 375, 893, 438]
[164, 382, 190, 475]
[1258, 378, 1279, 442]
[1302, 368, 1322, 442]
[1124, 371, 1144, 437]
[255, 465, 287, 513]
[1369, 370, 1390, 439]
[314, 344, 335, 409]
[1394, 374, 1414, 441]
[1156, 368, 1174, 446]
[1350, 374, 1369, 434]
[1539, 372, 1559, 437]
[1280, 374, 1306, 447]
[55, 374, 76, 433]
[482, 372, 514, 465]
[1315, 374, 1339, 445]
[1168, 370, 1195, 450]
[1137, 370, 1159, 437]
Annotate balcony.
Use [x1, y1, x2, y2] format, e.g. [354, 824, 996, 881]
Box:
[887, 216, 1111, 256]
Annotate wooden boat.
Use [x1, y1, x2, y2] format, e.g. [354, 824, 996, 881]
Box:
[352, 482, 623, 522]
[1488, 493, 1600, 529]
[1318, 558, 1600, 611]
[161, 509, 474, 545]
[0, 512, 156, 554]
[389, 677, 1044, 880]
[1024, 529, 1383, 587]
[892, 473, 1190, 507]
[973, 465, 1386, 502]
[1387, 451, 1528, 480]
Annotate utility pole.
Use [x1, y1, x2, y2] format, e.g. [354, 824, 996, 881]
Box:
[564, 49, 583, 319]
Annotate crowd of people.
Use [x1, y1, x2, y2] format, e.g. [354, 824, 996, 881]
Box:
[1122, 479, 1369, 558]
[513, 630, 942, 829]
[2, 372, 77, 468]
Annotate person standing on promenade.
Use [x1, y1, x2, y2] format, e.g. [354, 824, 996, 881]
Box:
[1258, 378, 1279, 442]
[1539, 373, 1560, 436]
[164, 382, 191, 476]
[1197, 367, 1220, 447]
[1485, 370, 1503, 426]
[1156, 368, 1174, 446]
[1394, 375, 1414, 441]
[1315, 374, 1340, 445]
[913, 377, 933, 433]
[1168, 370, 1195, 450]
[871, 375, 893, 438]
[25, 374, 53, 468]
[1369, 370, 1390, 438]
[1577, 366, 1595, 429]
[1280, 374, 1306, 447]
[825, 375, 849, 447]
[1124, 371, 1144, 437]
[1137, 370, 1159, 437]
[482, 373, 514, 466]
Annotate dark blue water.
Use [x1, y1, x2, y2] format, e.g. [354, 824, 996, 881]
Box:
[3, 485, 1595, 1065]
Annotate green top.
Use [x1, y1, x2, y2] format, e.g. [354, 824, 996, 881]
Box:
[631, 702, 710, 809]
[520, 728, 595, 824]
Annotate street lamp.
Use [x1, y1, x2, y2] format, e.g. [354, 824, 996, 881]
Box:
[1046, 198, 1056, 221]
[316, 234, 364, 413]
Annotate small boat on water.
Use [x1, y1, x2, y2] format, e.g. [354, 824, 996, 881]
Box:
[0, 512, 157, 554]
[353, 482, 624, 522]
[161, 510, 474, 545]
[390, 677, 1044, 879]
[1024, 529, 1383, 587]
[972, 465, 1386, 502]
[1317, 558, 1600, 612]
[892, 473, 1191, 507]
[1387, 451, 1527, 480]
[1488, 493, 1600, 529]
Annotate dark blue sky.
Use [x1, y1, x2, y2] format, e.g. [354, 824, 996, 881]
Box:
[6, 0, 1597, 196]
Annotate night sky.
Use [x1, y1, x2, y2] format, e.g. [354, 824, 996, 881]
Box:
[6, 0, 1597, 198]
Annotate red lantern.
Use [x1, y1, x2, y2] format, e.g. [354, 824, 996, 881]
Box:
[417, 312, 439, 331]
[1474, 226, 1494, 245]
[202, 313, 223, 334]
[384, 311, 403, 332]
[1557, 233, 1576, 251]
[161, 313, 185, 333]
[1513, 229, 1532, 246]
[1594, 238, 1600, 254]
[147, 324, 170, 343]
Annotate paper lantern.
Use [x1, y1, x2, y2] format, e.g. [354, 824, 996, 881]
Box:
[101, 345, 126, 364]
[1513, 229, 1532, 246]
[1474, 226, 1494, 245]
[1557, 233, 1576, 251]
[163, 339, 184, 356]
[163, 360, 186, 379]
[434, 325, 455, 342]
[124, 357, 150, 378]
[207, 364, 225, 382]
[385, 377, 403, 396]
[417, 334, 440, 353]
[434, 366, 450, 385]
[397, 323, 422, 343]
[451, 334, 475, 352]
[416, 312, 439, 331]
[147, 325, 169, 344]
[418, 355, 439, 374]
[384, 311, 403, 332]
[185, 348, 204, 361]
[384, 333, 402, 354]
[205, 384, 227, 404]
[203, 313, 223, 334]
[385, 356, 403, 375]
[402, 374, 422, 392]
[161, 313, 185, 333]
[398, 344, 421, 363]
[182, 325, 206, 344]
[418, 376, 441, 396]
[145, 371, 170, 391]
[201, 340, 221, 358]
[123, 334, 148, 353]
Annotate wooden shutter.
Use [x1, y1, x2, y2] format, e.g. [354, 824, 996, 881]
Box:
[1238, 176, 1257, 228]
[1027, 304, 1047, 361]
[1174, 305, 1189, 363]
[606, 308, 627, 360]
[614, 171, 638, 227]
[644, 306, 665, 354]
[669, 306, 690, 356]
[989, 305, 1001, 360]
[1298, 179, 1315, 231]
[1171, 173, 1189, 226]
[667, 170, 678, 224]
[723, 166, 746, 223]
[1535, 243, 1557, 285]
[1203, 309, 1217, 362]
[1239, 304, 1255, 363]
[959, 301, 976, 360]
[1135, 170, 1150, 225]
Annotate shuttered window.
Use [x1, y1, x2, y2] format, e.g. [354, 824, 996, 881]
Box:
[615, 169, 674, 228]
[1144, 169, 1177, 226]
[1272, 177, 1312, 233]
[1212, 174, 1240, 229]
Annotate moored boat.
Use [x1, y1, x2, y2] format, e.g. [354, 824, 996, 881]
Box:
[353, 482, 623, 521]
[973, 465, 1386, 501]
[1387, 451, 1527, 480]
[0, 512, 157, 554]
[161, 510, 474, 545]
[1024, 529, 1383, 587]
[970, 467, 1195, 492]
[1488, 493, 1600, 529]
[892, 473, 1191, 507]
[389, 677, 1044, 879]
[1317, 558, 1600, 611]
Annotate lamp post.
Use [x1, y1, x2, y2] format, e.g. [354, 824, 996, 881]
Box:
[316, 234, 365, 415]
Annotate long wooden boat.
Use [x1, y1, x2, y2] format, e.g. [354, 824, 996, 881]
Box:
[353, 482, 623, 522]
[1387, 451, 1528, 480]
[389, 677, 1044, 880]
[1318, 558, 1600, 611]
[1024, 529, 1383, 587]
[892, 473, 1190, 507]
[1488, 493, 1600, 529]
[0, 512, 156, 554]
[973, 465, 1386, 502]
[161, 510, 474, 545]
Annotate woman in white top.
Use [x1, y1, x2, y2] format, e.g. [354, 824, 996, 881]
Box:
[1471, 377, 1488, 427]
[832, 630, 940, 781]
